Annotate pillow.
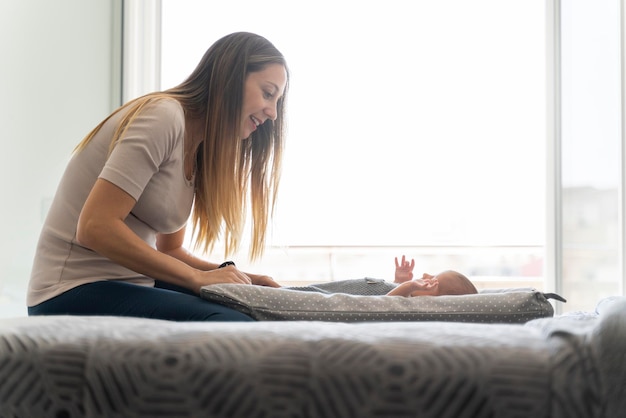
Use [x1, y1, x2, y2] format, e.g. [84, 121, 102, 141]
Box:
[200, 279, 559, 323]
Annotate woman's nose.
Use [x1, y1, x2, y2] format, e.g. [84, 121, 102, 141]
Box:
[265, 103, 278, 121]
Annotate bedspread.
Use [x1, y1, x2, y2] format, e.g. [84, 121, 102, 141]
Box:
[0, 297, 624, 418]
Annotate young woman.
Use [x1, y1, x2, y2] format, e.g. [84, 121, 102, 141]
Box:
[28, 32, 289, 321]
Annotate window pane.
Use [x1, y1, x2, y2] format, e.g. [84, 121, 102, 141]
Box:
[161, 0, 546, 286]
[560, 0, 622, 311]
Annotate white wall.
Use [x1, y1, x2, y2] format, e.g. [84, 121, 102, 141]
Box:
[0, 0, 121, 315]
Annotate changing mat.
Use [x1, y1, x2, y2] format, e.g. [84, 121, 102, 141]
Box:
[201, 279, 560, 323]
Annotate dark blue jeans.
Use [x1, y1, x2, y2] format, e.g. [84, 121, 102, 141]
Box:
[28, 280, 254, 322]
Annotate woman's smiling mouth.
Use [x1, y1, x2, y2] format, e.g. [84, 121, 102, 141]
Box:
[250, 115, 262, 129]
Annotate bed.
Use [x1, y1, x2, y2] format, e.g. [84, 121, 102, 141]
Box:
[0, 288, 624, 418]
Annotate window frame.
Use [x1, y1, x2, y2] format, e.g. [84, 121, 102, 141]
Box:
[122, 0, 626, 313]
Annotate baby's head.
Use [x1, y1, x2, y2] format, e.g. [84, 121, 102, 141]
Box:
[423, 271, 477, 296]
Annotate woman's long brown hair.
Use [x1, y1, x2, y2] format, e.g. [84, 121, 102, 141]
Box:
[74, 32, 289, 260]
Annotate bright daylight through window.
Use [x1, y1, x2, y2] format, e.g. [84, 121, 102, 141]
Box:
[161, 0, 546, 293]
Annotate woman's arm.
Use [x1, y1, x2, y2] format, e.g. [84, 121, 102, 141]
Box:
[76, 178, 252, 293]
[157, 226, 281, 288]
[156, 228, 218, 270]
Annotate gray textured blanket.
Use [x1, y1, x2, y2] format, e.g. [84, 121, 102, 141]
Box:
[0, 297, 624, 418]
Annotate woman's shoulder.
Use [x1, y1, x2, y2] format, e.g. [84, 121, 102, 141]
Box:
[144, 97, 185, 122]
[135, 96, 186, 140]
[114, 96, 185, 132]
[109, 96, 186, 153]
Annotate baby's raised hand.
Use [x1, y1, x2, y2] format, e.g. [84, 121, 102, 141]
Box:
[394, 255, 415, 283]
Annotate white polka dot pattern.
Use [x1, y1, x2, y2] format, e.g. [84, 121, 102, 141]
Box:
[201, 282, 555, 323]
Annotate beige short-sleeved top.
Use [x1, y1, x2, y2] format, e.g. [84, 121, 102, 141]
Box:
[28, 98, 194, 306]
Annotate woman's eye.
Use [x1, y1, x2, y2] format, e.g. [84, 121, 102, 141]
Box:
[263, 91, 274, 100]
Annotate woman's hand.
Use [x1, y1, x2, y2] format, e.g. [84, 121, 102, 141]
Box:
[191, 265, 281, 292]
[195, 264, 252, 286]
[248, 273, 281, 288]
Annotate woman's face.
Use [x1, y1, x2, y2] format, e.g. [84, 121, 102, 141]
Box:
[240, 63, 287, 139]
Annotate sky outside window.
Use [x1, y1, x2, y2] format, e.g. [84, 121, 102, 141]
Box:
[161, 0, 546, 249]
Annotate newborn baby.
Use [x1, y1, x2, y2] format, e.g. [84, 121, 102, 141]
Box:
[285, 255, 478, 298]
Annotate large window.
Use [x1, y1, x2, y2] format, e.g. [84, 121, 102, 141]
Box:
[157, 0, 623, 313]
[161, 0, 547, 289]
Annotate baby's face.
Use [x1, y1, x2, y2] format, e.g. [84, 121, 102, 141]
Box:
[420, 271, 467, 296]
